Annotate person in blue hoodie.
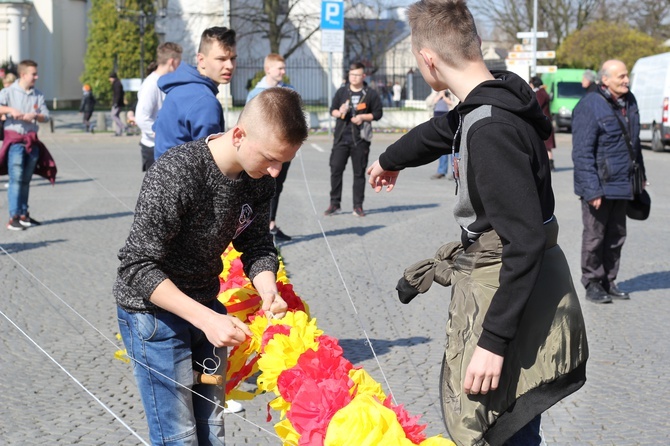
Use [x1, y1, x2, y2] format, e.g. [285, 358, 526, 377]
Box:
[153, 27, 237, 160]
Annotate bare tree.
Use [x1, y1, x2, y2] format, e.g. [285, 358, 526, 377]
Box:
[343, 0, 408, 73]
[231, 0, 320, 59]
[619, 0, 670, 40]
[471, 0, 601, 49]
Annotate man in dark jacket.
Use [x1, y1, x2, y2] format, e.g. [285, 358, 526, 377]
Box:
[366, 1, 587, 444]
[324, 62, 383, 217]
[109, 72, 125, 136]
[572, 59, 645, 303]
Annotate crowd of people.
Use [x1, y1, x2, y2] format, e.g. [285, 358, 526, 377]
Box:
[0, 0, 649, 444]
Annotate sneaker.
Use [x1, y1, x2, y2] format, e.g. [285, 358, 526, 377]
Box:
[19, 214, 41, 228]
[431, 173, 446, 180]
[585, 281, 612, 304]
[352, 206, 366, 217]
[7, 216, 25, 231]
[223, 399, 244, 414]
[270, 226, 292, 241]
[324, 204, 341, 216]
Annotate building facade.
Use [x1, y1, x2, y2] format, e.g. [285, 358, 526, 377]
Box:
[0, 0, 87, 106]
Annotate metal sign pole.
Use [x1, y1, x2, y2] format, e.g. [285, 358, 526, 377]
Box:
[328, 52, 333, 135]
[531, 0, 538, 78]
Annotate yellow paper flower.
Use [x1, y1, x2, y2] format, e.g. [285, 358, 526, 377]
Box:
[349, 368, 386, 402]
[269, 395, 292, 419]
[256, 312, 323, 394]
[420, 436, 457, 446]
[275, 418, 301, 446]
[324, 394, 414, 446]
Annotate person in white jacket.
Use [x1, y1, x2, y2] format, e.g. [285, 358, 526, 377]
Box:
[135, 42, 182, 172]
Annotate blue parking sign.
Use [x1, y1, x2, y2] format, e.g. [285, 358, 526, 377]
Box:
[321, 1, 344, 30]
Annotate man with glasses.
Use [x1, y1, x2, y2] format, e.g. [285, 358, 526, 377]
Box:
[324, 62, 383, 217]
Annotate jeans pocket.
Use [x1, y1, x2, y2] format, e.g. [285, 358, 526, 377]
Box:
[134, 312, 159, 341]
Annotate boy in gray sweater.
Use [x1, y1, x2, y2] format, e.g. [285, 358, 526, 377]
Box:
[114, 87, 308, 445]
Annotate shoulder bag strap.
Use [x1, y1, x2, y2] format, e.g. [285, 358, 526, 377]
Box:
[599, 94, 635, 161]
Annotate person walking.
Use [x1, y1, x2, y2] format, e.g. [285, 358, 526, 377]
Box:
[530, 76, 556, 171]
[134, 42, 182, 171]
[0, 59, 56, 230]
[427, 89, 454, 179]
[324, 62, 383, 217]
[153, 27, 236, 160]
[109, 72, 125, 136]
[246, 53, 296, 242]
[366, 1, 588, 444]
[79, 84, 96, 133]
[392, 81, 402, 107]
[114, 88, 308, 445]
[572, 59, 645, 304]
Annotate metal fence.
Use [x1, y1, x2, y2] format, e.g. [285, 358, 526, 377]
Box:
[231, 57, 432, 110]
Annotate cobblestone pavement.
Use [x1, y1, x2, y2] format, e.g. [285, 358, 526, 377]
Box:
[1, 112, 669, 444]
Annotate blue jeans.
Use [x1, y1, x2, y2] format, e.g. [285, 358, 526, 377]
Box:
[117, 300, 228, 445]
[504, 415, 542, 446]
[437, 154, 452, 176]
[7, 142, 40, 218]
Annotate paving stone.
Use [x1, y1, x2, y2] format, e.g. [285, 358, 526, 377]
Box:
[1, 112, 668, 444]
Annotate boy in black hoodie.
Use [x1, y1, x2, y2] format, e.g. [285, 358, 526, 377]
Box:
[367, 1, 588, 445]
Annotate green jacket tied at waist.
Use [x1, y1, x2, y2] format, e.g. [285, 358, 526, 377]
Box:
[397, 219, 588, 446]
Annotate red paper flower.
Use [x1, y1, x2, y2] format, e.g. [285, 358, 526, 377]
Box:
[383, 395, 428, 444]
[277, 281, 306, 313]
[285, 375, 354, 444]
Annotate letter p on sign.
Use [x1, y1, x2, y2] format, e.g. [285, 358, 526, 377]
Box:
[321, 1, 344, 30]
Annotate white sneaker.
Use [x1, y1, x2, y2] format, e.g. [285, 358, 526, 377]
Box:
[223, 399, 244, 414]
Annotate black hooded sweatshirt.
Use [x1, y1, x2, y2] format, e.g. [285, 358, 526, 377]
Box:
[380, 71, 554, 357]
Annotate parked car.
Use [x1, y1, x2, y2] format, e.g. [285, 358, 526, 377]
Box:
[542, 68, 587, 131]
[630, 52, 670, 152]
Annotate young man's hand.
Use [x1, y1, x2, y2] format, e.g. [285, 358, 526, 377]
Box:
[367, 160, 399, 192]
[252, 271, 288, 319]
[260, 290, 288, 320]
[201, 312, 252, 347]
[463, 346, 504, 395]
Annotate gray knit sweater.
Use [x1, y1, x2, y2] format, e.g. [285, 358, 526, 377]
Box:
[114, 138, 278, 313]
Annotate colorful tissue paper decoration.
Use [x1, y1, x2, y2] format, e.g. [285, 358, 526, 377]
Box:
[218, 245, 455, 446]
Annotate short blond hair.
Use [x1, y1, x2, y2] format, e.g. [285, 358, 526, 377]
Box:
[264, 53, 285, 71]
[241, 88, 308, 147]
[407, 0, 482, 67]
[156, 42, 183, 65]
[17, 59, 38, 76]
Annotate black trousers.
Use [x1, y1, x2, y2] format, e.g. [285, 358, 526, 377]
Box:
[270, 161, 291, 222]
[580, 198, 627, 288]
[329, 139, 370, 207]
[140, 142, 154, 172]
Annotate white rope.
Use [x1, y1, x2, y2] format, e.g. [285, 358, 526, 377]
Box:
[293, 147, 399, 405]
[0, 242, 283, 444]
[0, 135, 432, 444]
[0, 305, 150, 446]
[0, 139, 284, 443]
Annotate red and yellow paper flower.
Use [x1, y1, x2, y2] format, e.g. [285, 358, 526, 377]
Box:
[218, 246, 455, 446]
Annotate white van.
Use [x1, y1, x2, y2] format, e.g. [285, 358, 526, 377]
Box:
[630, 52, 670, 152]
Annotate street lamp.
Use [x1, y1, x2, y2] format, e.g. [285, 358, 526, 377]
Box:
[116, 0, 168, 80]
